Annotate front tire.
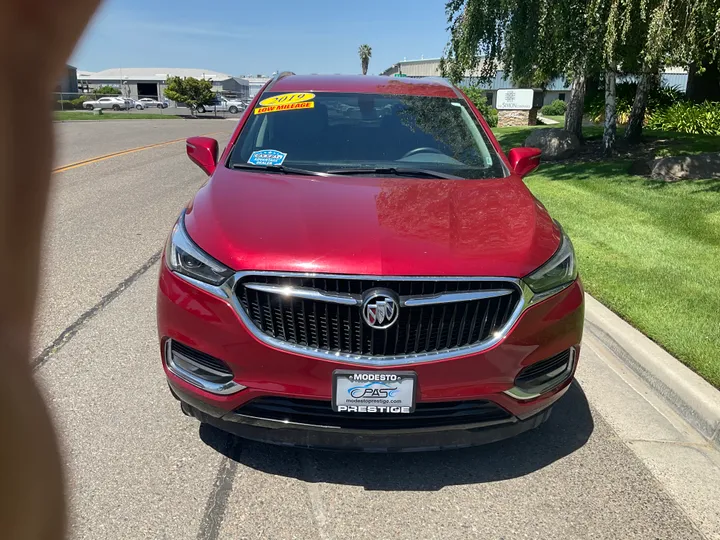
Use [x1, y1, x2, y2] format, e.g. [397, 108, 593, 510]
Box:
[85, 104, 93, 110]
[136, 104, 143, 110]
[112, 105, 120, 111]
[196, 105, 206, 113]
[157, 104, 163, 108]
[229, 106, 238, 114]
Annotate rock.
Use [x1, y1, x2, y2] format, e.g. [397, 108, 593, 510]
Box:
[628, 159, 652, 176]
[524, 128, 580, 160]
[650, 153, 720, 182]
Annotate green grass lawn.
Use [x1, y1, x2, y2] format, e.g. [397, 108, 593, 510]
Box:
[492, 125, 720, 387]
[55, 111, 181, 120]
[544, 115, 565, 124]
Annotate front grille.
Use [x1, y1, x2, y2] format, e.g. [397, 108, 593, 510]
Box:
[515, 349, 573, 388]
[237, 397, 512, 430]
[236, 275, 522, 358]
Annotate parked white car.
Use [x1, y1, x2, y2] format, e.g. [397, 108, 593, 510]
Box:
[83, 97, 128, 111]
[136, 98, 169, 110]
[196, 96, 246, 114]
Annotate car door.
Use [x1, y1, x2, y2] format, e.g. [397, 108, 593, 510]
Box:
[98, 97, 113, 109]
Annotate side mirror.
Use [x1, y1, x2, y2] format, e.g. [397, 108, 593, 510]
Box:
[186, 136, 219, 176]
[508, 147, 542, 177]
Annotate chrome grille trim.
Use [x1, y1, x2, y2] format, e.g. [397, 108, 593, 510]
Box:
[173, 271, 536, 366]
[244, 282, 360, 305]
[402, 289, 514, 307]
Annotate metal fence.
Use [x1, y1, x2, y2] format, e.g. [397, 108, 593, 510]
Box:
[53, 92, 249, 118]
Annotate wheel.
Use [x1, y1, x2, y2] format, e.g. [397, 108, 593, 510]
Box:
[112, 105, 120, 111]
[229, 106, 238, 114]
[84, 104, 93, 110]
[157, 104, 163, 108]
[196, 105, 206, 113]
[136, 104, 143, 110]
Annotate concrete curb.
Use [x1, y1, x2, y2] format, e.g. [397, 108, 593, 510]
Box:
[584, 293, 720, 448]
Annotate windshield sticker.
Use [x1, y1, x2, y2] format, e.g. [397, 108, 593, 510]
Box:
[248, 149, 287, 166]
[259, 92, 315, 107]
[254, 101, 315, 115]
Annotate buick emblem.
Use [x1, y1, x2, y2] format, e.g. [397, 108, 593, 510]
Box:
[362, 289, 400, 329]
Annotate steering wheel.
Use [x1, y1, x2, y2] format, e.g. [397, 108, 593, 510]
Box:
[401, 147, 444, 158]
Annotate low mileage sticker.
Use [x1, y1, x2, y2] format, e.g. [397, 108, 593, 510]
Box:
[254, 92, 316, 115]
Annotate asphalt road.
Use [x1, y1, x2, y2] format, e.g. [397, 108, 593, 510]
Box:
[35, 120, 720, 540]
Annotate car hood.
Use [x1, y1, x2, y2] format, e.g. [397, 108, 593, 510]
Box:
[184, 169, 560, 277]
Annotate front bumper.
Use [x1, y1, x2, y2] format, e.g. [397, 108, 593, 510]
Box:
[157, 264, 584, 449]
[170, 380, 559, 452]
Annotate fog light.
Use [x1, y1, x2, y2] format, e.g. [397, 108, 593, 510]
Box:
[164, 339, 245, 395]
[504, 348, 576, 401]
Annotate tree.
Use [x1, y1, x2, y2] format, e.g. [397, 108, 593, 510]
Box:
[163, 76, 214, 115]
[95, 85, 119, 95]
[461, 85, 498, 126]
[623, 0, 720, 141]
[443, 0, 719, 152]
[358, 44, 372, 75]
[441, 0, 603, 140]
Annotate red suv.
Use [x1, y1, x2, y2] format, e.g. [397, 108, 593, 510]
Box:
[157, 74, 584, 451]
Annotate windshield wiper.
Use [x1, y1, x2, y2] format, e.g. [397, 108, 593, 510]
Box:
[231, 163, 329, 177]
[326, 167, 462, 180]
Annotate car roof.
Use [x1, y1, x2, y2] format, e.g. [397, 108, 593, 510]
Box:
[267, 74, 459, 98]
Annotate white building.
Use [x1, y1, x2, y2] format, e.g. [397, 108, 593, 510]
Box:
[78, 67, 249, 101]
[381, 58, 688, 106]
[243, 76, 272, 98]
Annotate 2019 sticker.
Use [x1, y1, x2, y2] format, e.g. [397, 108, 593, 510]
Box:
[259, 92, 315, 107]
[254, 92, 316, 115]
[248, 149, 287, 166]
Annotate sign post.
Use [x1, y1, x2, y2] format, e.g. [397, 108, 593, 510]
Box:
[495, 89, 540, 127]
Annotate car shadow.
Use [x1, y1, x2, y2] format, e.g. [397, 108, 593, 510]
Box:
[199, 380, 593, 491]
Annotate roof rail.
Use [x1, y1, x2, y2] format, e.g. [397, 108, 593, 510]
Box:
[266, 71, 295, 91]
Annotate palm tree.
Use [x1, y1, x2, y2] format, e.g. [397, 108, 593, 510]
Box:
[358, 44, 372, 75]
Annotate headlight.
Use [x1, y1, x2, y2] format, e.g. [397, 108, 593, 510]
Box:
[524, 227, 577, 298]
[166, 215, 233, 285]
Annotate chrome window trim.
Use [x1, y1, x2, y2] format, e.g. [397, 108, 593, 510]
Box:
[171, 270, 541, 366]
[164, 339, 246, 395]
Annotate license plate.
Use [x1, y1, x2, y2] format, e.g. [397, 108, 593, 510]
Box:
[332, 370, 416, 413]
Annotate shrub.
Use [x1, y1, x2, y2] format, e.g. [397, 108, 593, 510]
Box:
[541, 99, 567, 116]
[71, 96, 91, 109]
[460, 86, 498, 127]
[646, 101, 720, 135]
[55, 100, 74, 111]
[584, 80, 685, 123]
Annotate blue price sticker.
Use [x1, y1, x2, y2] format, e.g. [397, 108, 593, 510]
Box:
[248, 149, 287, 166]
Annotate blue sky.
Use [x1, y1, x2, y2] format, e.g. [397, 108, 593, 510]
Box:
[71, 0, 451, 76]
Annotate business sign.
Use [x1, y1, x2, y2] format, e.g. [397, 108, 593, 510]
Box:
[496, 89, 534, 110]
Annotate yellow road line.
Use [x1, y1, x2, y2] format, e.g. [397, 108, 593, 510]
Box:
[52, 131, 224, 174]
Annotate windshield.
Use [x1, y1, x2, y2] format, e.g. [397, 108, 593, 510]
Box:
[228, 91, 507, 179]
